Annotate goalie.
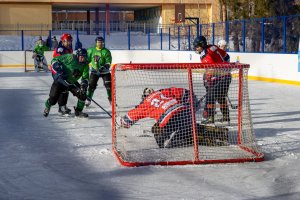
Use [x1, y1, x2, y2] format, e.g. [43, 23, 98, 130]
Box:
[119, 87, 228, 148]
[32, 38, 49, 72]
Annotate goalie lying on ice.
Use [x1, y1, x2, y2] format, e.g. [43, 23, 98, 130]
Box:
[119, 87, 229, 148]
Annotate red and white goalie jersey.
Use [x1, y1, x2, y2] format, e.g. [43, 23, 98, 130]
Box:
[121, 87, 192, 128]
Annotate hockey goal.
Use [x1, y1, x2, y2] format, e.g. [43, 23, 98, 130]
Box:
[24, 50, 51, 72]
[111, 63, 264, 167]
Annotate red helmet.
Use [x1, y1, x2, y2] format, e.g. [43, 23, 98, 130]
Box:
[60, 33, 72, 42]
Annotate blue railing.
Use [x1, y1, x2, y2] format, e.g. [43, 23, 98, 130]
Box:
[0, 15, 298, 53]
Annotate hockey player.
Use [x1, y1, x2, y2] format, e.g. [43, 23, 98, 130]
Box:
[53, 33, 73, 57]
[43, 48, 90, 118]
[52, 33, 74, 115]
[32, 40, 49, 72]
[85, 36, 112, 106]
[119, 87, 199, 148]
[193, 36, 231, 124]
[217, 39, 228, 51]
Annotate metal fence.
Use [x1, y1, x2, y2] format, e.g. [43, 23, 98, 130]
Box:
[0, 15, 299, 53]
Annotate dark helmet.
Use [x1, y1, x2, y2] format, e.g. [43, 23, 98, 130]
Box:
[193, 36, 207, 49]
[142, 88, 154, 100]
[76, 48, 88, 62]
[95, 36, 105, 42]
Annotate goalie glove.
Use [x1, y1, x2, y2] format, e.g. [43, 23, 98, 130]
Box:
[118, 116, 132, 128]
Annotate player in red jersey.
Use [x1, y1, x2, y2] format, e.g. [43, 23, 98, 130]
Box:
[53, 33, 73, 57]
[193, 36, 231, 124]
[52, 33, 74, 115]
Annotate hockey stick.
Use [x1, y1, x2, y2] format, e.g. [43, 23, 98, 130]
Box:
[73, 84, 112, 118]
[227, 96, 238, 109]
[87, 97, 112, 118]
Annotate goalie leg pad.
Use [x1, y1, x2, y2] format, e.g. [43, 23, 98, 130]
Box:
[197, 124, 229, 146]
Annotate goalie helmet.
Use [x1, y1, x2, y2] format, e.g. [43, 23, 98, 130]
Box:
[193, 36, 207, 49]
[142, 88, 154, 100]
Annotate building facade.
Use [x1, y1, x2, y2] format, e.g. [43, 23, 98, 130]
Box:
[0, 0, 222, 31]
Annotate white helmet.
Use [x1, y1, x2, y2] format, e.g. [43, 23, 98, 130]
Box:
[218, 39, 227, 47]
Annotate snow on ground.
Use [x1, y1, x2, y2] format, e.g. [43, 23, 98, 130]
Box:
[0, 68, 300, 200]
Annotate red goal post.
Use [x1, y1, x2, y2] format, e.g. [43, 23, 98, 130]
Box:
[111, 63, 264, 167]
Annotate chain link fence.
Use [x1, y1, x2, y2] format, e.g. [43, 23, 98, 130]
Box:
[0, 15, 299, 53]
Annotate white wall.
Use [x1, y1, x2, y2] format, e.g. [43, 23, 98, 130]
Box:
[229, 52, 300, 83]
[0, 50, 299, 84]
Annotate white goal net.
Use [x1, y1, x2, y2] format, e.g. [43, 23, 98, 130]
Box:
[112, 63, 264, 166]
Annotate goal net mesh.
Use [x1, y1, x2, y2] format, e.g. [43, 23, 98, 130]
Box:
[112, 63, 264, 166]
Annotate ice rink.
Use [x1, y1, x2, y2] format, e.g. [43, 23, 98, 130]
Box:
[0, 68, 300, 200]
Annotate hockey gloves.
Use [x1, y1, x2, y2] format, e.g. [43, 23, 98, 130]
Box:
[72, 80, 88, 101]
[72, 86, 87, 101]
[99, 63, 111, 73]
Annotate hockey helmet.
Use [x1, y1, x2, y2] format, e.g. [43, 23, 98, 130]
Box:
[95, 36, 105, 42]
[76, 48, 88, 63]
[61, 33, 73, 42]
[142, 88, 154, 100]
[193, 36, 207, 49]
[218, 39, 227, 47]
[76, 48, 88, 57]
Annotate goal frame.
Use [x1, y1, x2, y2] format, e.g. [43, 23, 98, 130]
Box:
[24, 50, 35, 72]
[111, 63, 264, 167]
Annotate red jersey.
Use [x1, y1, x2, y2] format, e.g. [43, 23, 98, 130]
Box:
[200, 45, 231, 80]
[200, 45, 229, 64]
[122, 88, 190, 128]
[53, 42, 73, 57]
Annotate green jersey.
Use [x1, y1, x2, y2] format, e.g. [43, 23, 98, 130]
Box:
[87, 46, 112, 73]
[34, 44, 49, 56]
[51, 54, 89, 84]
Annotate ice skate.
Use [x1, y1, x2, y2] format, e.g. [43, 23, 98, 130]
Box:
[74, 107, 88, 118]
[58, 105, 71, 115]
[43, 107, 50, 117]
[218, 116, 230, 126]
[201, 116, 214, 125]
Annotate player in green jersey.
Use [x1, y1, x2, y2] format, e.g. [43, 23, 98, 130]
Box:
[43, 48, 90, 118]
[86, 37, 112, 106]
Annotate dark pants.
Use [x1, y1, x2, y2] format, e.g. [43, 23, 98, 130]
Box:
[51, 74, 69, 107]
[88, 72, 112, 101]
[204, 75, 232, 119]
[48, 81, 86, 107]
[153, 109, 193, 148]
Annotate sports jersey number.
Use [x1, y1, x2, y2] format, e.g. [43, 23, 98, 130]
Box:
[151, 98, 164, 108]
[150, 94, 168, 108]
